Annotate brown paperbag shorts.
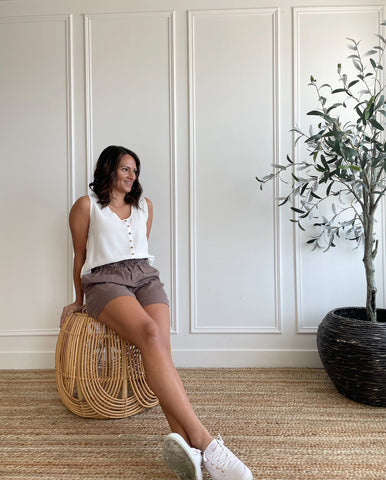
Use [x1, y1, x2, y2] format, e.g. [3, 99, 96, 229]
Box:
[81, 258, 169, 319]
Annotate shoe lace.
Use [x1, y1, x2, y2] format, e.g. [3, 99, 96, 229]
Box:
[204, 434, 236, 471]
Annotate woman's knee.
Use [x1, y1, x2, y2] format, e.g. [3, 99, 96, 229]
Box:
[137, 318, 164, 350]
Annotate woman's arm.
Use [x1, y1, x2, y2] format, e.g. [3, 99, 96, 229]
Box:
[146, 197, 153, 239]
[60, 196, 90, 326]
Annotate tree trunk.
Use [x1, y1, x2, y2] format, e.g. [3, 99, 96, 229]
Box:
[362, 211, 377, 323]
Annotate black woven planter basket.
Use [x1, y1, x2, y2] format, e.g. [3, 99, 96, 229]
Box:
[317, 307, 386, 407]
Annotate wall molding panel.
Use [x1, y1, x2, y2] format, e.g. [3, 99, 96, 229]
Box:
[188, 8, 281, 334]
[84, 11, 178, 333]
[0, 13, 74, 339]
[293, 5, 385, 333]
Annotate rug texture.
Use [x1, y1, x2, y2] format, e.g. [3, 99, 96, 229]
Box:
[0, 368, 385, 480]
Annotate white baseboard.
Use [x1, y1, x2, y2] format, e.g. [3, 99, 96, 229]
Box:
[172, 349, 322, 368]
[0, 351, 56, 370]
[0, 349, 322, 369]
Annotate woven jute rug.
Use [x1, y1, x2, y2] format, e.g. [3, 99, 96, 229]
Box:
[0, 368, 385, 480]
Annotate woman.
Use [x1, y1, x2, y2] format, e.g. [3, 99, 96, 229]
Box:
[61, 145, 253, 480]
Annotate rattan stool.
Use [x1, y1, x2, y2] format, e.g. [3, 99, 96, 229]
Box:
[55, 311, 158, 418]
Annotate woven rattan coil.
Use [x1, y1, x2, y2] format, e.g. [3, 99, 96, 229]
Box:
[55, 311, 158, 418]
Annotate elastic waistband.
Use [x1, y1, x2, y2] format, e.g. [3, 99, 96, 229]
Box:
[91, 258, 149, 272]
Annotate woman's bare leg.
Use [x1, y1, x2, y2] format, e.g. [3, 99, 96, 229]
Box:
[143, 304, 197, 442]
[98, 296, 213, 451]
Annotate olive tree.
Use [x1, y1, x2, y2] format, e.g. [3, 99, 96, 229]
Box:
[257, 24, 386, 323]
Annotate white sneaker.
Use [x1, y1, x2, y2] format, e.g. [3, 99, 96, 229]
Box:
[203, 435, 253, 480]
[163, 432, 203, 480]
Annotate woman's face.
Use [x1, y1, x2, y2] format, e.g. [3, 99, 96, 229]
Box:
[112, 154, 138, 195]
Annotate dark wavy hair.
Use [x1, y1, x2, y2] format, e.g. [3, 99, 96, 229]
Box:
[89, 145, 143, 208]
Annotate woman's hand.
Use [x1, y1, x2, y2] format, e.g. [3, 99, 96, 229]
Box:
[60, 302, 84, 327]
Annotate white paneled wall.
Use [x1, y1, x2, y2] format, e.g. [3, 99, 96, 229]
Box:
[0, 0, 384, 368]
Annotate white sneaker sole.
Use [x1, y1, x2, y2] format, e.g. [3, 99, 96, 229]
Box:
[163, 433, 202, 480]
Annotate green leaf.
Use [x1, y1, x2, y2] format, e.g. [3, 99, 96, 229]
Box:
[355, 106, 364, 120]
[307, 133, 323, 143]
[310, 191, 322, 199]
[291, 207, 305, 214]
[278, 197, 289, 206]
[321, 155, 329, 169]
[307, 110, 324, 116]
[376, 95, 385, 109]
[369, 118, 384, 131]
[300, 183, 308, 195]
[352, 58, 362, 71]
[348, 80, 359, 89]
[326, 103, 342, 113]
[326, 181, 334, 195]
[332, 88, 346, 94]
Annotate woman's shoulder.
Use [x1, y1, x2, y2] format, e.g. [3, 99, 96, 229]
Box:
[70, 195, 91, 216]
[74, 195, 91, 207]
[143, 197, 153, 213]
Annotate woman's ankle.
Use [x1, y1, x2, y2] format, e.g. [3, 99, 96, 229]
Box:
[192, 432, 214, 452]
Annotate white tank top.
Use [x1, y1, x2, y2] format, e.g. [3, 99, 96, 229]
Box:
[81, 192, 153, 276]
